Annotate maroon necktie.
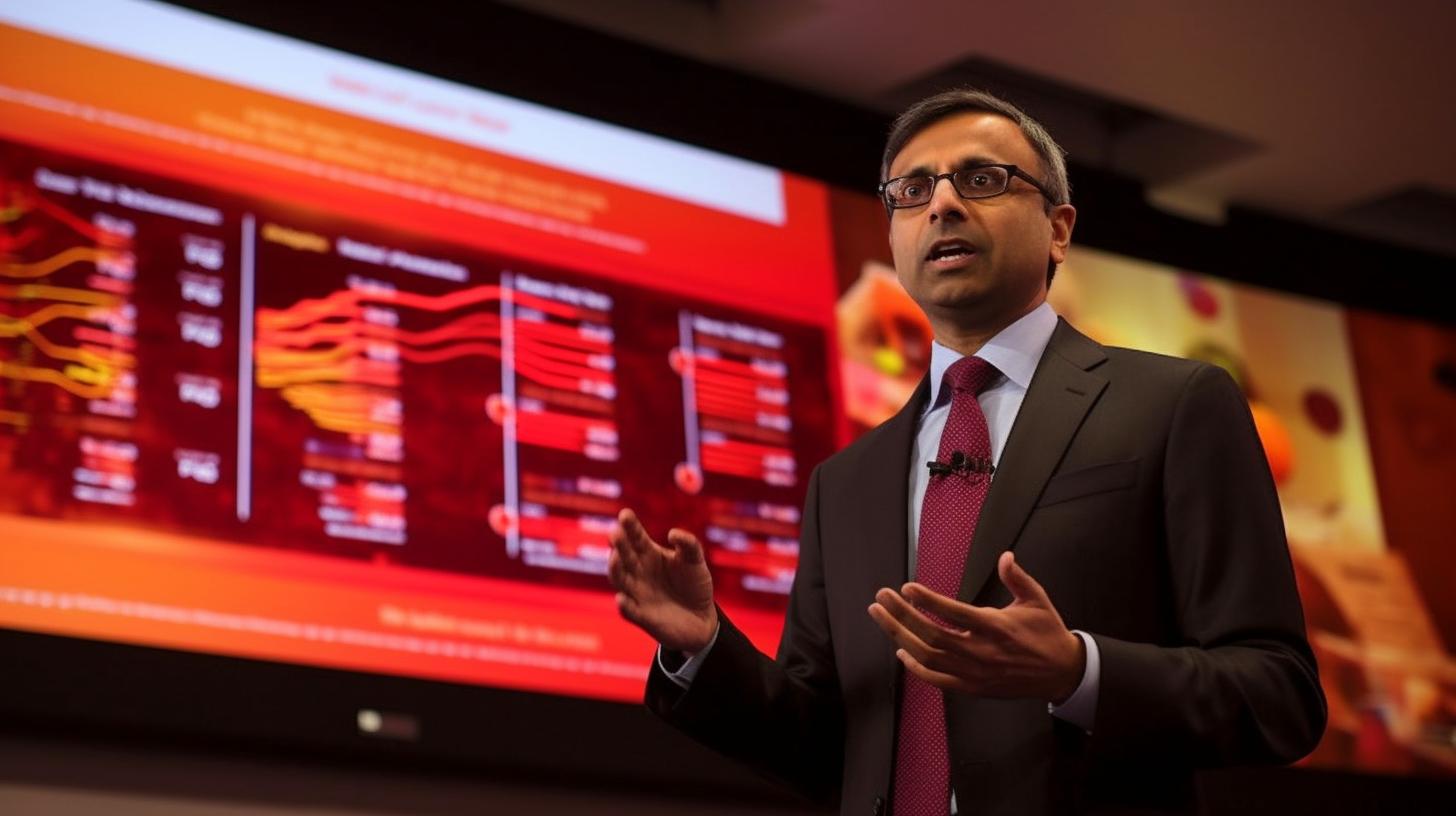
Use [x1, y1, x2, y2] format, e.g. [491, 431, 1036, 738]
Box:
[893, 355, 999, 815]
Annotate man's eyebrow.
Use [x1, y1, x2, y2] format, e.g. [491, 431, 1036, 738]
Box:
[891, 155, 1005, 179]
[953, 155, 1005, 171]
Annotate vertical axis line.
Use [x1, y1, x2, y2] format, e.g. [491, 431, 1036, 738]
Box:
[679, 310, 700, 474]
[236, 214, 255, 521]
[501, 273, 519, 557]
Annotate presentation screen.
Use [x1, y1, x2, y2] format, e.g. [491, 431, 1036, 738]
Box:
[0, 0, 842, 703]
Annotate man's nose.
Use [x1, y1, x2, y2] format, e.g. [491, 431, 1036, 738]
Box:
[927, 176, 969, 224]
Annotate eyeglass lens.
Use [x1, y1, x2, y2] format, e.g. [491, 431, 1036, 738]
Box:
[884, 166, 1010, 207]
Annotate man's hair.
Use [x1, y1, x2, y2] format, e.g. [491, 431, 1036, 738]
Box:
[881, 88, 1071, 284]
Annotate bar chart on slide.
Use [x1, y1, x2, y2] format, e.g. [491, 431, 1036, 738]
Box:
[669, 312, 811, 597]
[490, 272, 621, 577]
[673, 311, 797, 491]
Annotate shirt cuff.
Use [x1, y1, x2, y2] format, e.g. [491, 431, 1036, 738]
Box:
[657, 622, 721, 690]
[1047, 630, 1100, 733]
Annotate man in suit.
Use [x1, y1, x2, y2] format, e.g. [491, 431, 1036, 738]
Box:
[607, 88, 1326, 815]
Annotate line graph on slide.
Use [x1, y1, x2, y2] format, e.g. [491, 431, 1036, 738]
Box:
[0, 140, 835, 607]
[255, 267, 623, 576]
[0, 185, 135, 401]
[254, 277, 506, 548]
[0, 172, 139, 508]
[0, 135, 839, 644]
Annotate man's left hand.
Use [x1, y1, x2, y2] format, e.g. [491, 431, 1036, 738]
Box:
[868, 551, 1085, 703]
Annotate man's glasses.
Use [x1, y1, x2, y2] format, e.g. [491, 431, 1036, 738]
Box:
[878, 164, 1054, 210]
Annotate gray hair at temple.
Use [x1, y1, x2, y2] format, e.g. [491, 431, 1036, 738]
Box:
[880, 87, 1072, 211]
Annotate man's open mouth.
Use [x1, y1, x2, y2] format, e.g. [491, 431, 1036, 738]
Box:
[925, 239, 977, 263]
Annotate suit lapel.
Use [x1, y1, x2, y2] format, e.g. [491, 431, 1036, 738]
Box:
[958, 318, 1109, 603]
[849, 375, 928, 697]
[853, 376, 930, 594]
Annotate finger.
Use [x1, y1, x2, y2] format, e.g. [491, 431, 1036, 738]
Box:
[900, 583, 997, 633]
[607, 548, 630, 592]
[608, 521, 640, 570]
[873, 587, 962, 648]
[999, 552, 1052, 607]
[896, 648, 972, 694]
[666, 528, 706, 566]
[868, 597, 939, 661]
[617, 508, 655, 555]
[615, 592, 641, 624]
[900, 587, 975, 638]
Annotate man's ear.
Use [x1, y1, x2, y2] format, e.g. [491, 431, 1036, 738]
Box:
[1048, 204, 1076, 265]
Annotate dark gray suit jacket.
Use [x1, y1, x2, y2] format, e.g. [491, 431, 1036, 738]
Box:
[646, 318, 1326, 815]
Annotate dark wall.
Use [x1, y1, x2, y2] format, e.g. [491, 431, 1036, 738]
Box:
[164, 0, 1454, 327]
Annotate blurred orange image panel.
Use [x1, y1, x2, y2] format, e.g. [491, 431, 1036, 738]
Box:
[827, 235, 1456, 776]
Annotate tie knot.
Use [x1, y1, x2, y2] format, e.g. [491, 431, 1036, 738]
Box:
[944, 355, 999, 396]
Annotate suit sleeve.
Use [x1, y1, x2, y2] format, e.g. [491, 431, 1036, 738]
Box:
[643, 464, 844, 803]
[1089, 363, 1327, 766]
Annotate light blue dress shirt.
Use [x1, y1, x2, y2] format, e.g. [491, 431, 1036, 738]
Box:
[663, 301, 1100, 736]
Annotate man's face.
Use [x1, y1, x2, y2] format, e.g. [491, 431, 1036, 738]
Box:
[885, 112, 1075, 333]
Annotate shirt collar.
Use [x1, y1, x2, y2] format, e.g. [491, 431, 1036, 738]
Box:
[925, 300, 1059, 411]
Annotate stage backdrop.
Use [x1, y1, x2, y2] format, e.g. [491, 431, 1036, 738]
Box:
[2, 0, 1452, 780]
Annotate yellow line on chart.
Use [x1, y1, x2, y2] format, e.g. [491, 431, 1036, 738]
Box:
[256, 343, 358, 368]
[0, 303, 111, 333]
[0, 283, 122, 305]
[0, 409, 29, 427]
[0, 361, 114, 399]
[2, 247, 122, 279]
[0, 322, 133, 370]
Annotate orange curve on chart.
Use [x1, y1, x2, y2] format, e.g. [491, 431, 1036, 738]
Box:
[1, 246, 128, 279]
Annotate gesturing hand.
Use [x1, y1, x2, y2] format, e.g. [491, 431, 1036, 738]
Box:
[607, 508, 718, 654]
[868, 551, 1085, 703]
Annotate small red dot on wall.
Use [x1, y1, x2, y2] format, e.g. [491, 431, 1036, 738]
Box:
[1178, 274, 1219, 320]
[1303, 390, 1343, 435]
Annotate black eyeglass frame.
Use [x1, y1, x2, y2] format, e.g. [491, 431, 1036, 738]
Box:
[877, 163, 1056, 211]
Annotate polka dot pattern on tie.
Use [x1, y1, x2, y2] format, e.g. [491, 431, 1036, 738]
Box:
[893, 355, 999, 816]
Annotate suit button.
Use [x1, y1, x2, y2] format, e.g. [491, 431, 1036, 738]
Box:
[872, 794, 885, 815]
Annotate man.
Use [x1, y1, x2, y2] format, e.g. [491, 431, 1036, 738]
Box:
[607, 88, 1326, 816]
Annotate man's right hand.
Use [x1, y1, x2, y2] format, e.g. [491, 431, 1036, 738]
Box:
[607, 508, 718, 654]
